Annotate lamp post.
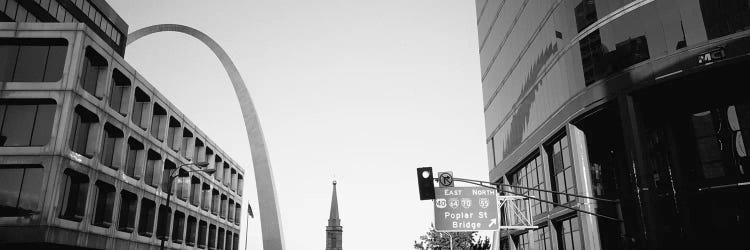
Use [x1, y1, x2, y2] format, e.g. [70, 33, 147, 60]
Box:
[159, 162, 214, 250]
[244, 203, 253, 250]
[439, 232, 454, 250]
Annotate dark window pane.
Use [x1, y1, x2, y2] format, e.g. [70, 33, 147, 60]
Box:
[132, 102, 144, 126]
[0, 45, 19, 81]
[59, 170, 89, 221]
[0, 167, 23, 212]
[1, 105, 36, 146]
[18, 167, 43, 211]
[109, 85, 125, 112]
[13, 45, 48, 82]
[43, 45, 66, 81]
[92, 181, 115, 227]
[70, 116, 91, 155]
[138, 199, 155, 236]
[700, 0, 750, 39]
[30, 104, 56, 146]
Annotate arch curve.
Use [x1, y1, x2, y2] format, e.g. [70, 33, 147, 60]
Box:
[128, 24, 284, 250]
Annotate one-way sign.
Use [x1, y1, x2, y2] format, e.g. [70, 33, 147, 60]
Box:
[433, 186, 498, 231]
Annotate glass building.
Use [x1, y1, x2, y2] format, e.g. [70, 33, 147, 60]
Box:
[1, 0, 243, 249]
[476, 0, 750, 249]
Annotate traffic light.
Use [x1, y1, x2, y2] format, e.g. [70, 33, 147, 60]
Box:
[417, 167, 435, 200]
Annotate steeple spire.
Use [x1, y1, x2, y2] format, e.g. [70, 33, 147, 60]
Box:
[326, 180, 343, 250]
[329, 181, 340, 223]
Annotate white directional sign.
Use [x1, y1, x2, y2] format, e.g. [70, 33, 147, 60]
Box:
[433, 186, 498, 231]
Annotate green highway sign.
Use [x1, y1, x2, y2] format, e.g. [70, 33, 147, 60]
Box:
[433, 186, 499, 231]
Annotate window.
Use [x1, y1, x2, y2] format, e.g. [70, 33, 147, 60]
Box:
[131, 87, 150, 129]
[510, 153, 552, 217]
[0, 38, 67, 82]
[70, 105, 98, 158]
[514, 232, 530, 250]
[190, 176, 201, 206]
[186, 216, 197, 246]
[228, 199, 235, 222]
[220, 194, 228, 218]
[172, 211, 186, 243]
[194, 139, 205, 163]
[100, 123, 123, 168]
[237, 175, 243, 196]
[227, 232, 235, 250]
[145, 150, 161, 187]
[167, 117, 181, 152]
[232, 233, 239, 250]
[217, 228, 225, 250]
[156, 205, 171, 240]
[59, 169, 89, 221]
[234, 203, 241, 226]
[138, 198, 156, 237]
[0, 164, 44, 217]
[198, 220, 207, 248]
[80, 47, 107, 97]
[202, 183, 211, 211]
[175, 169, 189, 201]
[91, 181, 115, 227]
[230, 168, 237, 191]
[117, 190, 137, 232]
[162, 160, 176, 192]
[214, 156, 223, 182]
[124, 138, 144, 179]
[556, 217, 583, 250]
[0, 99, 56, 147]
[211, 189, 220, 215]
[181, 129, 193, 159]
[108, 69, 130, 114]
[700, 0, 750, 40]
[534, 226, 554, 250]
[223, 163, 231, 187]
[546, 134, 576, 204]
[208, 224, 216, 248]
[150, 103, 166, 140]
[205, 147, 215, 170]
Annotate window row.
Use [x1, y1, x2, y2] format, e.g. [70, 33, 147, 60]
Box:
[66, 0, 123, 44]
[75, 105, 244, 194]
[504, 131, 577, 219]
[1, 0, 42, 22]
[74, 48, 245, 195]
[59, 169, 240, 250]
[71, 107, 241, 222]
[502, 216, 582, 250]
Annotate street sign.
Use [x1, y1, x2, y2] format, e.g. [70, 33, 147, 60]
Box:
[433, 186, 498, 231]
[438, 172, 453, 187]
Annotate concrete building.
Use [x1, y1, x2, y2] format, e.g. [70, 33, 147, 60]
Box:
[1, 0, 244, 249]
[325, 181, 342, 250]
[475, 0, 750, 249]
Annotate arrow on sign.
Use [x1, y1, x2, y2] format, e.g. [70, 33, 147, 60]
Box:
[489, 218, 497, 228]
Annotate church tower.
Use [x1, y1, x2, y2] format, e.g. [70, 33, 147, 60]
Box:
[326, 181, 343, 250]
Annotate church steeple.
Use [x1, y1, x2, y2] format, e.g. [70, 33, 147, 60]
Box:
[326, 181, 343, 250]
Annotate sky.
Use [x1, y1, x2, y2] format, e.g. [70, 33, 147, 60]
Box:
[107, 0, 488, 249]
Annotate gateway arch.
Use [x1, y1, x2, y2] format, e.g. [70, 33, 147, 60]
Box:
[128, 24, 284, 250]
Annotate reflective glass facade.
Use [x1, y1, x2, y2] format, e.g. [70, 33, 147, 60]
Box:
[478, 0, 750, 249]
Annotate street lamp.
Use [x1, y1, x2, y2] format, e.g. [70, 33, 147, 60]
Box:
[159, 162, 214, 250]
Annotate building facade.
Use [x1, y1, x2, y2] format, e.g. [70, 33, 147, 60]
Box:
[1, 0, 245, 249]
[475, 0, 750, 249]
